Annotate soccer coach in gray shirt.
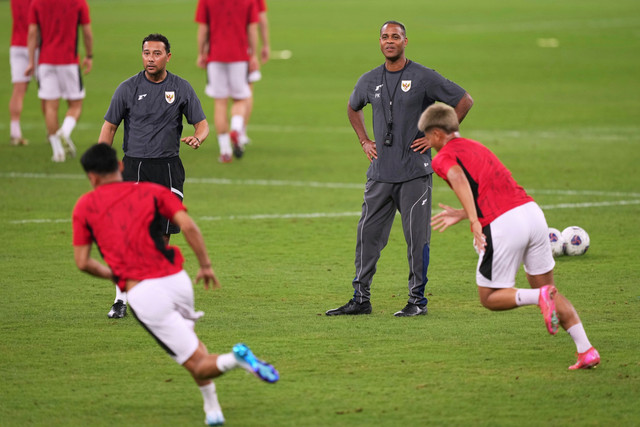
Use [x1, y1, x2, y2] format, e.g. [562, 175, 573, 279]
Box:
[326, 21, 473, 317]
[98, 33, 209, 319]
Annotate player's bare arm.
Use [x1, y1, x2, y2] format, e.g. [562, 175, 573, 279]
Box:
[24, 24, 39, 77]
[446, 165, 486, 250]
[172, 210, 220, 290]
[182, 119, 210, 149]
[454, 92, 474, 123]
[81, 24, 93, 74]
[98, 121, 119, 145]
[196, 24, 209, 69]
[74, 244, 114, 280]
[248, 23, 259, 73]
[347, 103, 377, 161]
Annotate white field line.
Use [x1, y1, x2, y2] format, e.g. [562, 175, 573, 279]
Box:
[4, 171, 639, 224]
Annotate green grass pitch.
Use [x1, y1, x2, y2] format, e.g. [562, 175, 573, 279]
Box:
[1, 0, 639, 425]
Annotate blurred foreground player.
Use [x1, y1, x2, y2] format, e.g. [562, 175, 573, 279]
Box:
[417, 103, 599, 370]
[72, 144, 279, 425]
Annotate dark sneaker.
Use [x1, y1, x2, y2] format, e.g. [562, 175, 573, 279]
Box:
[108, 300, 127, 319]
[394, 303, 428, 317]
[230, 130, 244, 158]
[325, 300, 372, 316]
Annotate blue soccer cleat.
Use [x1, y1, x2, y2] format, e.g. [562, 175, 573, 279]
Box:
[232, 343, 279, 383]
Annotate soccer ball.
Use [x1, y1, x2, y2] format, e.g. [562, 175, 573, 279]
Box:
[548, 227, 565, 257]
[561, 226, 590, 256]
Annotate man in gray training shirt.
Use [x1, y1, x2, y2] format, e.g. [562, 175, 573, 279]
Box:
[98, 33, 209, 319]
[326, 20, 473, 317]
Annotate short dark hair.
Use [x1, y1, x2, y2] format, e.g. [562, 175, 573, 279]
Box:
[80, 143, 119, 174]
[380, 20, 406, 37]
[142, 33, 170, 53]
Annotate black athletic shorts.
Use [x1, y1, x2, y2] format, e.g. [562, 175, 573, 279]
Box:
[122, 155, 185, 235]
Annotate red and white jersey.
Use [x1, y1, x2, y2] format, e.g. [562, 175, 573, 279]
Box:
[27, 0, 90, 65]
[11, 0, 32, 47]
[72, 182, 186, 291]
[432, 137, 534, 228]
[195, 0, 259, 62]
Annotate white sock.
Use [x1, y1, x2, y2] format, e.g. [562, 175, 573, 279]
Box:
[60, 116, 77, 138]
[115, 285, 127, 304]
[218, 133, 232, 156]
[230, 115, 244, 133]
[10, 120, 22, 139]
[515, 288, 540, 306]
[199, 382, 222, 414]
[215, 353, 238, 373]
[567, 323, 592, 353]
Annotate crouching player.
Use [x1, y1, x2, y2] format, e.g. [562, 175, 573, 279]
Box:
[72, 143, 279, 425]
[414, 104, 599, 370]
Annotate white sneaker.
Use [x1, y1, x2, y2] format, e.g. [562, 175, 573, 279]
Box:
[56, 129, 77, 158]
[50, 136, 66, 162]
[205, 410, 225, 426]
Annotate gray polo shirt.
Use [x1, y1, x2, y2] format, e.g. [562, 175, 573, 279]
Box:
[349, 61, 466, 183]
[105, 71, 206, 159]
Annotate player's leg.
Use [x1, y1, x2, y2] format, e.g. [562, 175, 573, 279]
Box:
[42, 99, 65, 162]
[9, 46, 32, 146]
[228, 62, 252, 158]
[395, 176, 431, 316]
[326, 181, 395, 315]
[9, 82, 29, 145]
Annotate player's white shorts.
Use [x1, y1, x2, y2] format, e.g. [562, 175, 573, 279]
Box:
[126, 270, 204, 365]
[205, 61, 251, 99]
[476, 202, 555, 288]
[37, 64, 86, 100]
[10, 46, 38, 83]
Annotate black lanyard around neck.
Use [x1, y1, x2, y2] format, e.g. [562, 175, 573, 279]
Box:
[382, 59, 410, 130]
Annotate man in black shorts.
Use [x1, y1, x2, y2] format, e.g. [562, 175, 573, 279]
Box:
[98, 33, 209, 318]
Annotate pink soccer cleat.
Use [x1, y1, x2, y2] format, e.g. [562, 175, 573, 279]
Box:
[539, 285, 559, 335]
[569, 347, 600, 370]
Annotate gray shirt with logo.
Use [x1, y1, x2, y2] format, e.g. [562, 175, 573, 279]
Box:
[105, 71, 206, 159]
[349, 61, 466, 183]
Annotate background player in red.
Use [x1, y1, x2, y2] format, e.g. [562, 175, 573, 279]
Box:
[9, 0, 36, 146]
[239, 0, 271, 146]
[195, 0, 259, 163]
[416, 103, 600, 370]
[72, 143, 279, 426]
[25, 0, 93, 162]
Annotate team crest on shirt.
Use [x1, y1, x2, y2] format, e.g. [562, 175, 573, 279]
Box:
[401, 80, 412, 92]
[165, 91, 175, 104]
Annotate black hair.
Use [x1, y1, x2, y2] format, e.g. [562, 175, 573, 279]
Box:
[142, 33, 171, 53]
[380, 20, 406, 37]
[80, 143, 119, 174]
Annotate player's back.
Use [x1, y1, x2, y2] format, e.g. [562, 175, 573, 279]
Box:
[72, 181, 184, 284]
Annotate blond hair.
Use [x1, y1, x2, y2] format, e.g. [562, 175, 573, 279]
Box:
[418, 103, 460, 134]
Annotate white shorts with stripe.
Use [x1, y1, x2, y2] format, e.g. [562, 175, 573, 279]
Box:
[37, 63, 85, 100]
[205, 61, 251, 99]
[476, 201, 555, 288]
[127, 270, 203, 365]
[10, 46, 38, 83]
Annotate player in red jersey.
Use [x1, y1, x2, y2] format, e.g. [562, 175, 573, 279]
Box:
[9, 0, 37, 146]
[195, 0, 259, 163]
[25, 0, 93, 162]
[240, 0, 271, 146]
[72, 143, 279, 425]
[415, 103, 600, 370]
